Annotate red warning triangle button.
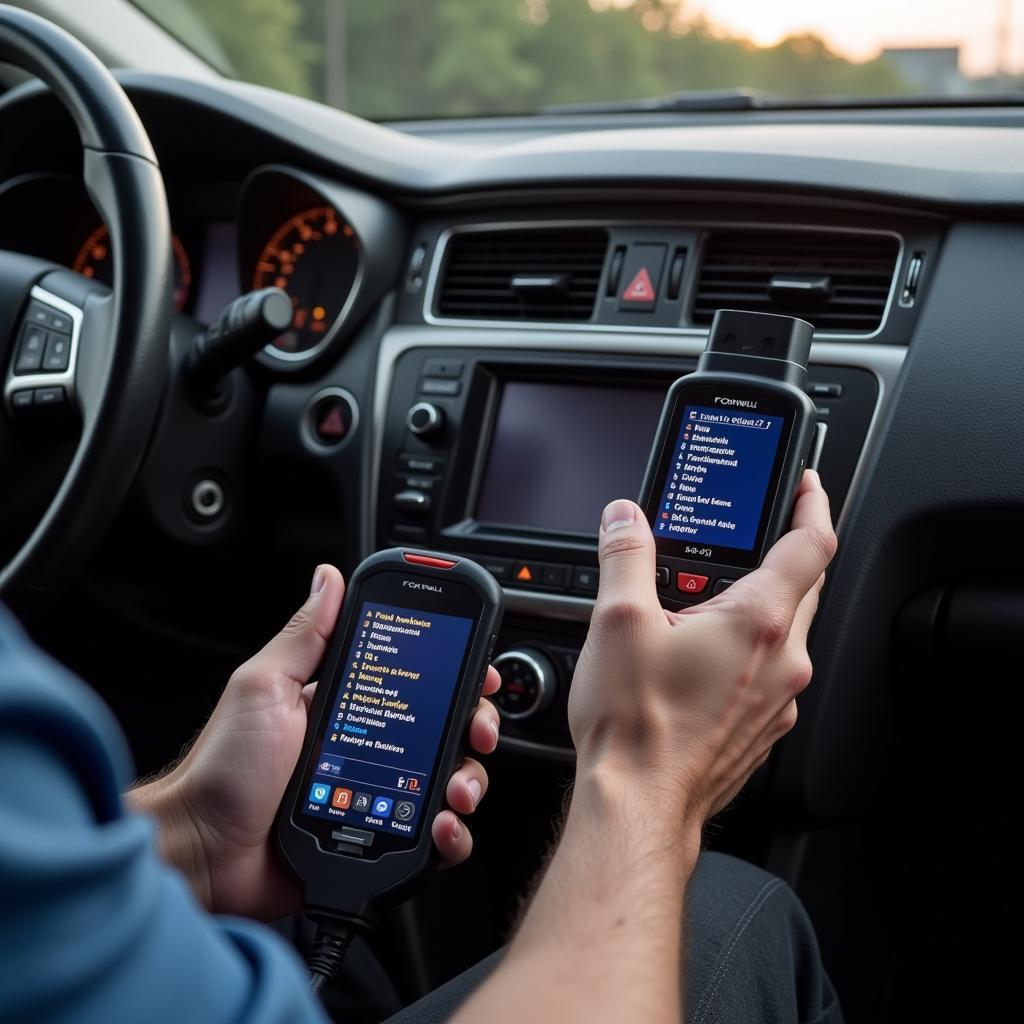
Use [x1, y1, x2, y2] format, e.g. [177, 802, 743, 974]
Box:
[621, 266, 656, 303]
[317, 403, 347, 439]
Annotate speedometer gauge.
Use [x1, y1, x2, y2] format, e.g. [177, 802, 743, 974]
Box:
[251, 206, 360, 355]
[73, 225, 192, 311]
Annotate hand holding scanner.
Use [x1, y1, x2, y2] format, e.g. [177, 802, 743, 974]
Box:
[639, 309, 818, 610]
[274, 548, 503, 988]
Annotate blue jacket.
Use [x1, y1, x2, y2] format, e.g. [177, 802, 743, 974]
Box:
[0, 606, 325, 1023]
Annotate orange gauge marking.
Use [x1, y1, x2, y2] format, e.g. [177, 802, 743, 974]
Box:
[73, 225, 192, 312]
[251, 205, 359, 355]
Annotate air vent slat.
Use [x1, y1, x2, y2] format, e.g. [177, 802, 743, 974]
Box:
[692, 230, 899, 334]
[437, 228, 608, 321]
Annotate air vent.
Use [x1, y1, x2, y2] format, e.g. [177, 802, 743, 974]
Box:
[692, 230, 900, 333]
[436, 227, 608, 321]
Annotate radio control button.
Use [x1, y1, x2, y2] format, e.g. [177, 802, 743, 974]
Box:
[493, 648, 556, 720]
[479, 557, 513, 581]
[676, 572, 709, 595]
[398, 453, 444, 473]
[421, 377, 461, 397]
[655, 565, 671, 588]
[713, 578, 736, 595]
[406, 402, 445, 438]
[422, 357, 464, 379]
[394, 489, 431, 514]
[572, 566, 599, 593]
[540, 564, 570, 588]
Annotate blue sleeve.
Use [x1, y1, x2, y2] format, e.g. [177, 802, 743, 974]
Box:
[0, 607, 328, 1024]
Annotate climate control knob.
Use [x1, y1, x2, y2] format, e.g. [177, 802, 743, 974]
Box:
[406, 401, 445, 438]
[493, 648, 556, 720]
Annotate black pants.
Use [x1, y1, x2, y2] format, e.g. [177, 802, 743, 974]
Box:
[387, 852, 842, 1024]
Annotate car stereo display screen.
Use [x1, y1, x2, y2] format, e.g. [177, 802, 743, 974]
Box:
[302, 600, 473, 840]
[475, 381, 664, 534]
[654, 404, 785, 550]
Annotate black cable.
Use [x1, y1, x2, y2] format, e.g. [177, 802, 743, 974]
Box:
[307, 919, 361, 994]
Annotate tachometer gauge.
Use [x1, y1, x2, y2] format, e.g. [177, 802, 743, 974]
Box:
[251, 205, 360, 355]
[73, 225, 192, 311]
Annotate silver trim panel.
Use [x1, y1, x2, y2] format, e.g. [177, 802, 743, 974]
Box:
[4, 286, 83, 415]
[423, 219, 904, 343]
[368, 324, 906, 624]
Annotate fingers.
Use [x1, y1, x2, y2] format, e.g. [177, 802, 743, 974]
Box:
[593, 499, 662, 624]
[241, 565, 345, 691]
[729, 471, 836, 626]
[446, 756, 488, 816]
[481, 665, 502, 698]
[432, 809, 472, 867]
[468, 698, 500, 755]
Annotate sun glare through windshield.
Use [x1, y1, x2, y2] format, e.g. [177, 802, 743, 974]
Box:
[131, 0, 1024, 119]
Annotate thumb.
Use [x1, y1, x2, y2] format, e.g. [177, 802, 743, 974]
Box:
[244, 564, 346, 690]
[594, 500, 660, 618]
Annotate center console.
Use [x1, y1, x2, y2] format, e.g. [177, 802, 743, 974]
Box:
[375, 341, 884, 753]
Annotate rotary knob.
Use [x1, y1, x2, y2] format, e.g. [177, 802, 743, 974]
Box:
[406, 402, 445, 438]
[493, 648, 556, 720]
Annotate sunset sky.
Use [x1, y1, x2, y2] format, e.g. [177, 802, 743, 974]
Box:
[693, 0, 1018, 76]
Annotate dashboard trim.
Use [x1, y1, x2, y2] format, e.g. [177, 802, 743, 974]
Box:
[368, 325, 906, 622]
[422, 219, 905, 343]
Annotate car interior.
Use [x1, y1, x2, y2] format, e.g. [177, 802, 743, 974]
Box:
[1, 2, 1020, 1021]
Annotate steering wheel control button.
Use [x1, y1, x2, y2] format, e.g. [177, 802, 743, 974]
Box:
[713, 578, 737, 595]
[655, 565, 671, 588]
[42, 334, 71, 372]
[493, 649, 556, 720]
[618, 243, 667, 312]
[11, 389, 34, 410]
[572, 566, 599, 593]
[190, 478, 225, 520]
[302, 388, 359, 453]
[25, 301, 72, 334]
[33, 386, 65, 407]
[394, 490, 431, 514]
[676, 572, 709, 596]
[406, 401, 445, 438]
[14, 325, 47, 373]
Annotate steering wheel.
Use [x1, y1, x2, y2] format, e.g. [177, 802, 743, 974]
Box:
[0, 6, 171, 607]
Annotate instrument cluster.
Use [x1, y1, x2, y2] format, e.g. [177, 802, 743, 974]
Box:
[0, 165, 403, 369]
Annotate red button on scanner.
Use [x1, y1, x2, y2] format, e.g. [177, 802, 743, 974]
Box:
[677, 572, 709, 595]
[403, 553, 457, 569]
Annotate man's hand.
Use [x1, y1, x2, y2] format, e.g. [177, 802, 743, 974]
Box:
[454, 471, 836, 1024]
[128, 565, 501, 920]
[570, 468, 836, 824]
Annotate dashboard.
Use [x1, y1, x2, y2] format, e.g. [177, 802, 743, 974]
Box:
[5, 67, 1024, 1018]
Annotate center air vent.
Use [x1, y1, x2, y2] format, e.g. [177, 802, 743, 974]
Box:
[436, 227, 608, 321]
[692, 230, 900, 334]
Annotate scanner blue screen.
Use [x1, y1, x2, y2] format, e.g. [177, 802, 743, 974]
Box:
[303, 601, 473, 841]
[655, 404, 785, 550]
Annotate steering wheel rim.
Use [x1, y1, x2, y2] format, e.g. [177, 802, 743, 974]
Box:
[0, 5, 172, 607]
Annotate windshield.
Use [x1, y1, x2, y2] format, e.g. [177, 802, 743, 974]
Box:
[129, 0, 1022, 119]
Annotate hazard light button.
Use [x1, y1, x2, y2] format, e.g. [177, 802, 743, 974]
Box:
[305, 388, 358, 450]
[618, 243, 667, 312]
